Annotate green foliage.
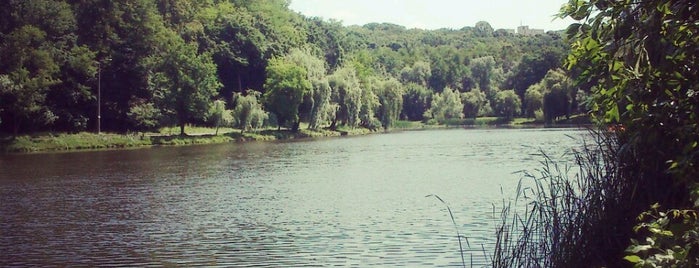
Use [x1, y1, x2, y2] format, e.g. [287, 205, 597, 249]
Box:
[376, 78, 404, 130]
[359, 77, 380, 130]
[127, 100, 161, 131]
[400, 61, 432, 87]
[232, 90, 268, 133]
[328, 64, 363, 128]
[402, 83, 432, 121]
[506, 47, 565, 101]
[474, 21, 494, 37]
[283, 48, 330, 129]
[493, 0, 699, 266]
[625, 204, 699, 268]
[148, 31, 221, 135]
[0, 0, 570, 137]
[303, 17, 347, 71]
[541, 69, 575, 123]
[263, 58, 312, 132]
[492, 90, 521, 119]
[563, 0, 699, 185]
[523, 84, 544, 118]
[207, 99, 231, 135]
[0, 23, 60, 135]
[469, 56, 503, 99]
[309, 78, 337, 129]
[424, 87, 463, 123]
[461, 88, 488, 119]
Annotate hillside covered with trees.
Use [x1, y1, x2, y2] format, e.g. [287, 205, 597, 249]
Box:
[0, 0, 579, 136]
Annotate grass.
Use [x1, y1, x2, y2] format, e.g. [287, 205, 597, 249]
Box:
[489, 128, 629, 267]
[157, 125, 238, 136]
[0, 124, 380, 153]
[0, 132, 151, 153]
[150, 134, 234, 146]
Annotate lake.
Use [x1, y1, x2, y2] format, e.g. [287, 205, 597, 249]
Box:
[0, 128, 586, 267]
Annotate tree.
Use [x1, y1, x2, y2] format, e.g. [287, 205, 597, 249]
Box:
[304, 17, 347, 71]
[127, 99, 161, 131]
[0, 25, 59, 136]
[492, 90, 521, 119]
[73, 0, 173, 132]
[232, 90, 267, 133]
[523, 83, 543, 118]
[461, 88, 488, 119]
[359, 77, 380, 130]
[424, 87, 463, 123]
[506, 49, 564, 103]
[428, 46, 470, 92]
[556, 0, 699, 266]
[207, 99, 228, 135]
[263, 58, 311, 132]
[539, 69, 574, 123]
[400, 61, 431, 87]
[283, 48, 330, 129]
[376, 78, 404, 130]
[402, 83, 432, 121]
[469, 56, 503, 100]
[148, 34, 221, 136]
[195, 1, 267, 97]
[328, 64, 362, 128]
[474, 21, 494, 37]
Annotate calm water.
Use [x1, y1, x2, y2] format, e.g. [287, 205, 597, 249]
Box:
[0, 128, 585, 267]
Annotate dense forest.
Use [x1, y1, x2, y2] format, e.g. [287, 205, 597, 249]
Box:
[0, 0, 578, 136]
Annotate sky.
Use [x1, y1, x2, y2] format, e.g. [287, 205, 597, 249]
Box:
[289, 0, 576, 31]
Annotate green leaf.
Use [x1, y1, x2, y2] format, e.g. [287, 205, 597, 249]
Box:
[627, 244, 652, 253]
[624, 255, 642, 263]
[606, 105, 620, 122]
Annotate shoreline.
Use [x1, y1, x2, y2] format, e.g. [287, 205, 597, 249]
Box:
[0, 119, 592, 154]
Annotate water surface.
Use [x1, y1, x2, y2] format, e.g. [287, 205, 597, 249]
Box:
[0, 128, 585, 267]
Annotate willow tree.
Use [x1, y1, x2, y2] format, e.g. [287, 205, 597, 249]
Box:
[376, 78, 404, 130]
[263, 58, 311, 132]
[328, 64, 362, 129]
[232, 90, 267, 133]
[424, 87, 463, 123]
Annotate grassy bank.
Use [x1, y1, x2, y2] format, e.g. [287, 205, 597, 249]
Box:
[0, 125, 376, 153]
[1, 115, 590, 154]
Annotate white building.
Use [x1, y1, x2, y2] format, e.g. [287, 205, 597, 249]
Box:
[517, 25, 545, 36]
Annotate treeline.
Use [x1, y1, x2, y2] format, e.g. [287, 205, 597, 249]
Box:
[0, 0, 582, 136]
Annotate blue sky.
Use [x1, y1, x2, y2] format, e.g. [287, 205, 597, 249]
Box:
[289, 0, 576, 31]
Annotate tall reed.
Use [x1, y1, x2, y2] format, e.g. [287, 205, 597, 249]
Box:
[490, 129, 629, 267]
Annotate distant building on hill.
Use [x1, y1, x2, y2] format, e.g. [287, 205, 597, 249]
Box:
[517, 25, 545, 36]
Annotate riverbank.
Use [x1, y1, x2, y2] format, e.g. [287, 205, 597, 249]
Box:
[0, 125, 380, 153]
[0, 116, 591, 154]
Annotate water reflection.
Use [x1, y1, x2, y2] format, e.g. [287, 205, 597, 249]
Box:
[0, 128, 586, 267]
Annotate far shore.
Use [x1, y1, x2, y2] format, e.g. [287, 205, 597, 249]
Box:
[0, 116, 592, 154]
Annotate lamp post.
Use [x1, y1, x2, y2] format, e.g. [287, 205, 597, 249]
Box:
[97, 61, 101, 134]
[97, 58, 110, 134]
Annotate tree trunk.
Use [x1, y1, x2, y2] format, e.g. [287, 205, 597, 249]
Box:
[329, 118, 337, 131]
[292, 121, 300, 133]
[179, 123, 185, 136]
[12, 115, 19, 138]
